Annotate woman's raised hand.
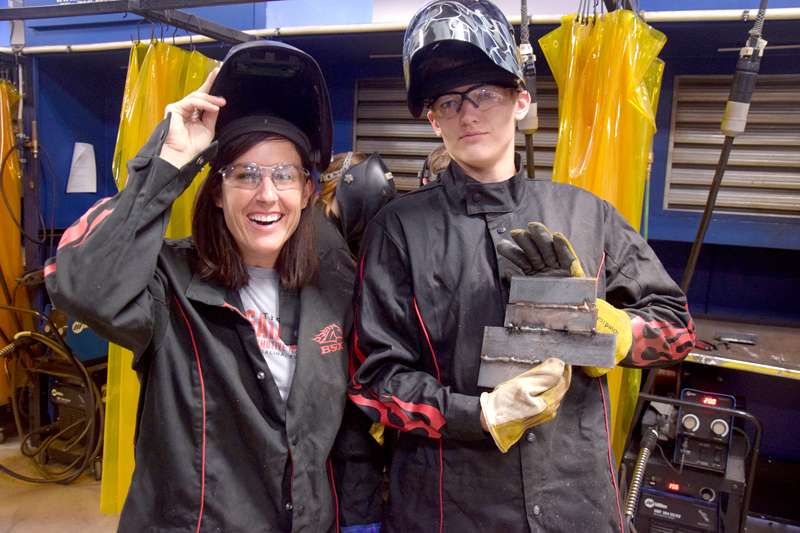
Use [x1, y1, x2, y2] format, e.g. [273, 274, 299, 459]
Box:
[159, 67, 226, 169]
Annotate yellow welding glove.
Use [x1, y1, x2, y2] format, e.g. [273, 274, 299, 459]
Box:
[584, 299, 633, 377]
[369, 422, 385, 446]
[480, 358, 572, 453]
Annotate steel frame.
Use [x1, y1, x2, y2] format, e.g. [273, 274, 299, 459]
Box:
[0, 0, 267, 44]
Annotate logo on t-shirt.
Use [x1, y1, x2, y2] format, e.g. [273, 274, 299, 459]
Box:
[312, 324, 344, 355]
[244, 310, 297, 359]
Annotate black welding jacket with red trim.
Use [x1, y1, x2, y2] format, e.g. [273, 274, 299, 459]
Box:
[349, 162, 695, 533]
[44, 119, 383, 532]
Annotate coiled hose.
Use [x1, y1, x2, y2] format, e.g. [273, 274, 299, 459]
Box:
[0, 304, 103, 484]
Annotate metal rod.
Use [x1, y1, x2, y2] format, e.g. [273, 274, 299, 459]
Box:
[603, 0, 617, 12]
[680, 135, 735, 293]
[525, 135, 535, 179]
[132, 7, 257, 44]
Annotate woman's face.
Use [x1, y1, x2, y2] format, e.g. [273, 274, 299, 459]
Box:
[215, 138, 312, 268]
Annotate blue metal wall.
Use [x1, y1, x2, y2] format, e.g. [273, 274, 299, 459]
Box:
[36, 52, 126, 228]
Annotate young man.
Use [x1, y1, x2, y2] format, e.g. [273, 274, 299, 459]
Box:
[348, 1, 695, 531]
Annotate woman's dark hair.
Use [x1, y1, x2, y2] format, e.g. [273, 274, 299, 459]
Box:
[192, 131, 318, 290]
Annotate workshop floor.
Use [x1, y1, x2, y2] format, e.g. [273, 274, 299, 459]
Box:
[0, 437, 118, 533]
[1, 435, 797, 533]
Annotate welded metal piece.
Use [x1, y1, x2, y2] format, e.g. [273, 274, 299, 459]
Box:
[508, 276, 597, 305]
[504, 302, 597, 332]
[477, 326, 616, 387]
[479, 275, 615, 388]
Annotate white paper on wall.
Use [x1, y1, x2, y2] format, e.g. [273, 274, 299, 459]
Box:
[66, 142, 97, 194]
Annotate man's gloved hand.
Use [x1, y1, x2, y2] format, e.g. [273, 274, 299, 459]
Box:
[480, 358, 571, 453]
[496, 221, 634, 378]
[497, 221, 586, 278]
[584, 299, 633, 377]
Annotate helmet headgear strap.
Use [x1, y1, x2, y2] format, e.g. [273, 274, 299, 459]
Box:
[320, 151, 354, 183]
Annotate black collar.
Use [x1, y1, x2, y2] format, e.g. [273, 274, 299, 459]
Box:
[443, 154, 528, 215]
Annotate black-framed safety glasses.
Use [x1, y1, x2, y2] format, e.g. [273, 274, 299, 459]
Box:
[428, 84, 515, 119]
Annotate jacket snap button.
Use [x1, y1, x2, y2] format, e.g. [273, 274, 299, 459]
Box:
[285, 502, 293, 512]
[533, 504, 541, 516]
[471, 192, 481, 202]
[256, 371, 266, 380]
[195, 156, 204, 166]
[526, 432, 535, 442]
[497, 226, 507, 235]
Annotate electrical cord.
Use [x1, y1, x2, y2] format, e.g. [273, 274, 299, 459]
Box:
[733, 426, 752, 459]
[0, 145, 45, 245]
[655, 442, 681, 474]
[0, 261, 24, 333]
[13, 329, 103, 482]
[0, 304, 103, 484]
[39, 146, 63, 259]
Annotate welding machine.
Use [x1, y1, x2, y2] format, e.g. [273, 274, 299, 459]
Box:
[674, 389, 736, 474]
[622, 390, 755, 533]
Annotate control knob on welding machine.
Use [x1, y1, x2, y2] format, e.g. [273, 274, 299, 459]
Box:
[710, 418, 730, 438]
[681, 413, 700, 432]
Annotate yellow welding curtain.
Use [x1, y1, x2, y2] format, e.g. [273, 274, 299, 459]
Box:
[101, 42, 217, 514]
[0, 81, 31, 407]
[540, 10, 666, 462]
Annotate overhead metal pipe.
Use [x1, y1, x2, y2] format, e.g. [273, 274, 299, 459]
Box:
[0, 8, 797, 56]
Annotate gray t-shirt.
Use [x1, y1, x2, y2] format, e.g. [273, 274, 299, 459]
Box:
[239, 266, 297, 401]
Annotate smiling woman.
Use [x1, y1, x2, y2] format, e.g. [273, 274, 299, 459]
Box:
[44, 40, 383, 533]
[194, 128, 317, 289]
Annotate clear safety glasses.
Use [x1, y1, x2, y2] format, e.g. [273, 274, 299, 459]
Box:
[219, 163, 309, 191]
[428, 84, 515, 119]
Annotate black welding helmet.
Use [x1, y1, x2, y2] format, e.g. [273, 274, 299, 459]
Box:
[403, 0, 525, 117]
[211, 40, 332, 171]
[322, 152, 396, 253]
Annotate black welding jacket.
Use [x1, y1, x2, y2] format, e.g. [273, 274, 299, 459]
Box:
[349, 162, 695, 532]
[45, 119, 382, 532]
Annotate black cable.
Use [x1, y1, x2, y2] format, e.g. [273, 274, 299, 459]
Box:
[0, 320, 10, 346]
[733, 426, 752, 458]
[0, 145, 44, 245]
[39, 146, 62, 259]
[655, 442, 681, 473]
[0, 262, 24, 333]
[0, 303, 70, 351]
[0, 319, 103, 484]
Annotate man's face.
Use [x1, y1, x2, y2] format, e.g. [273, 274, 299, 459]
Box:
[426, 84, 530, 178]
